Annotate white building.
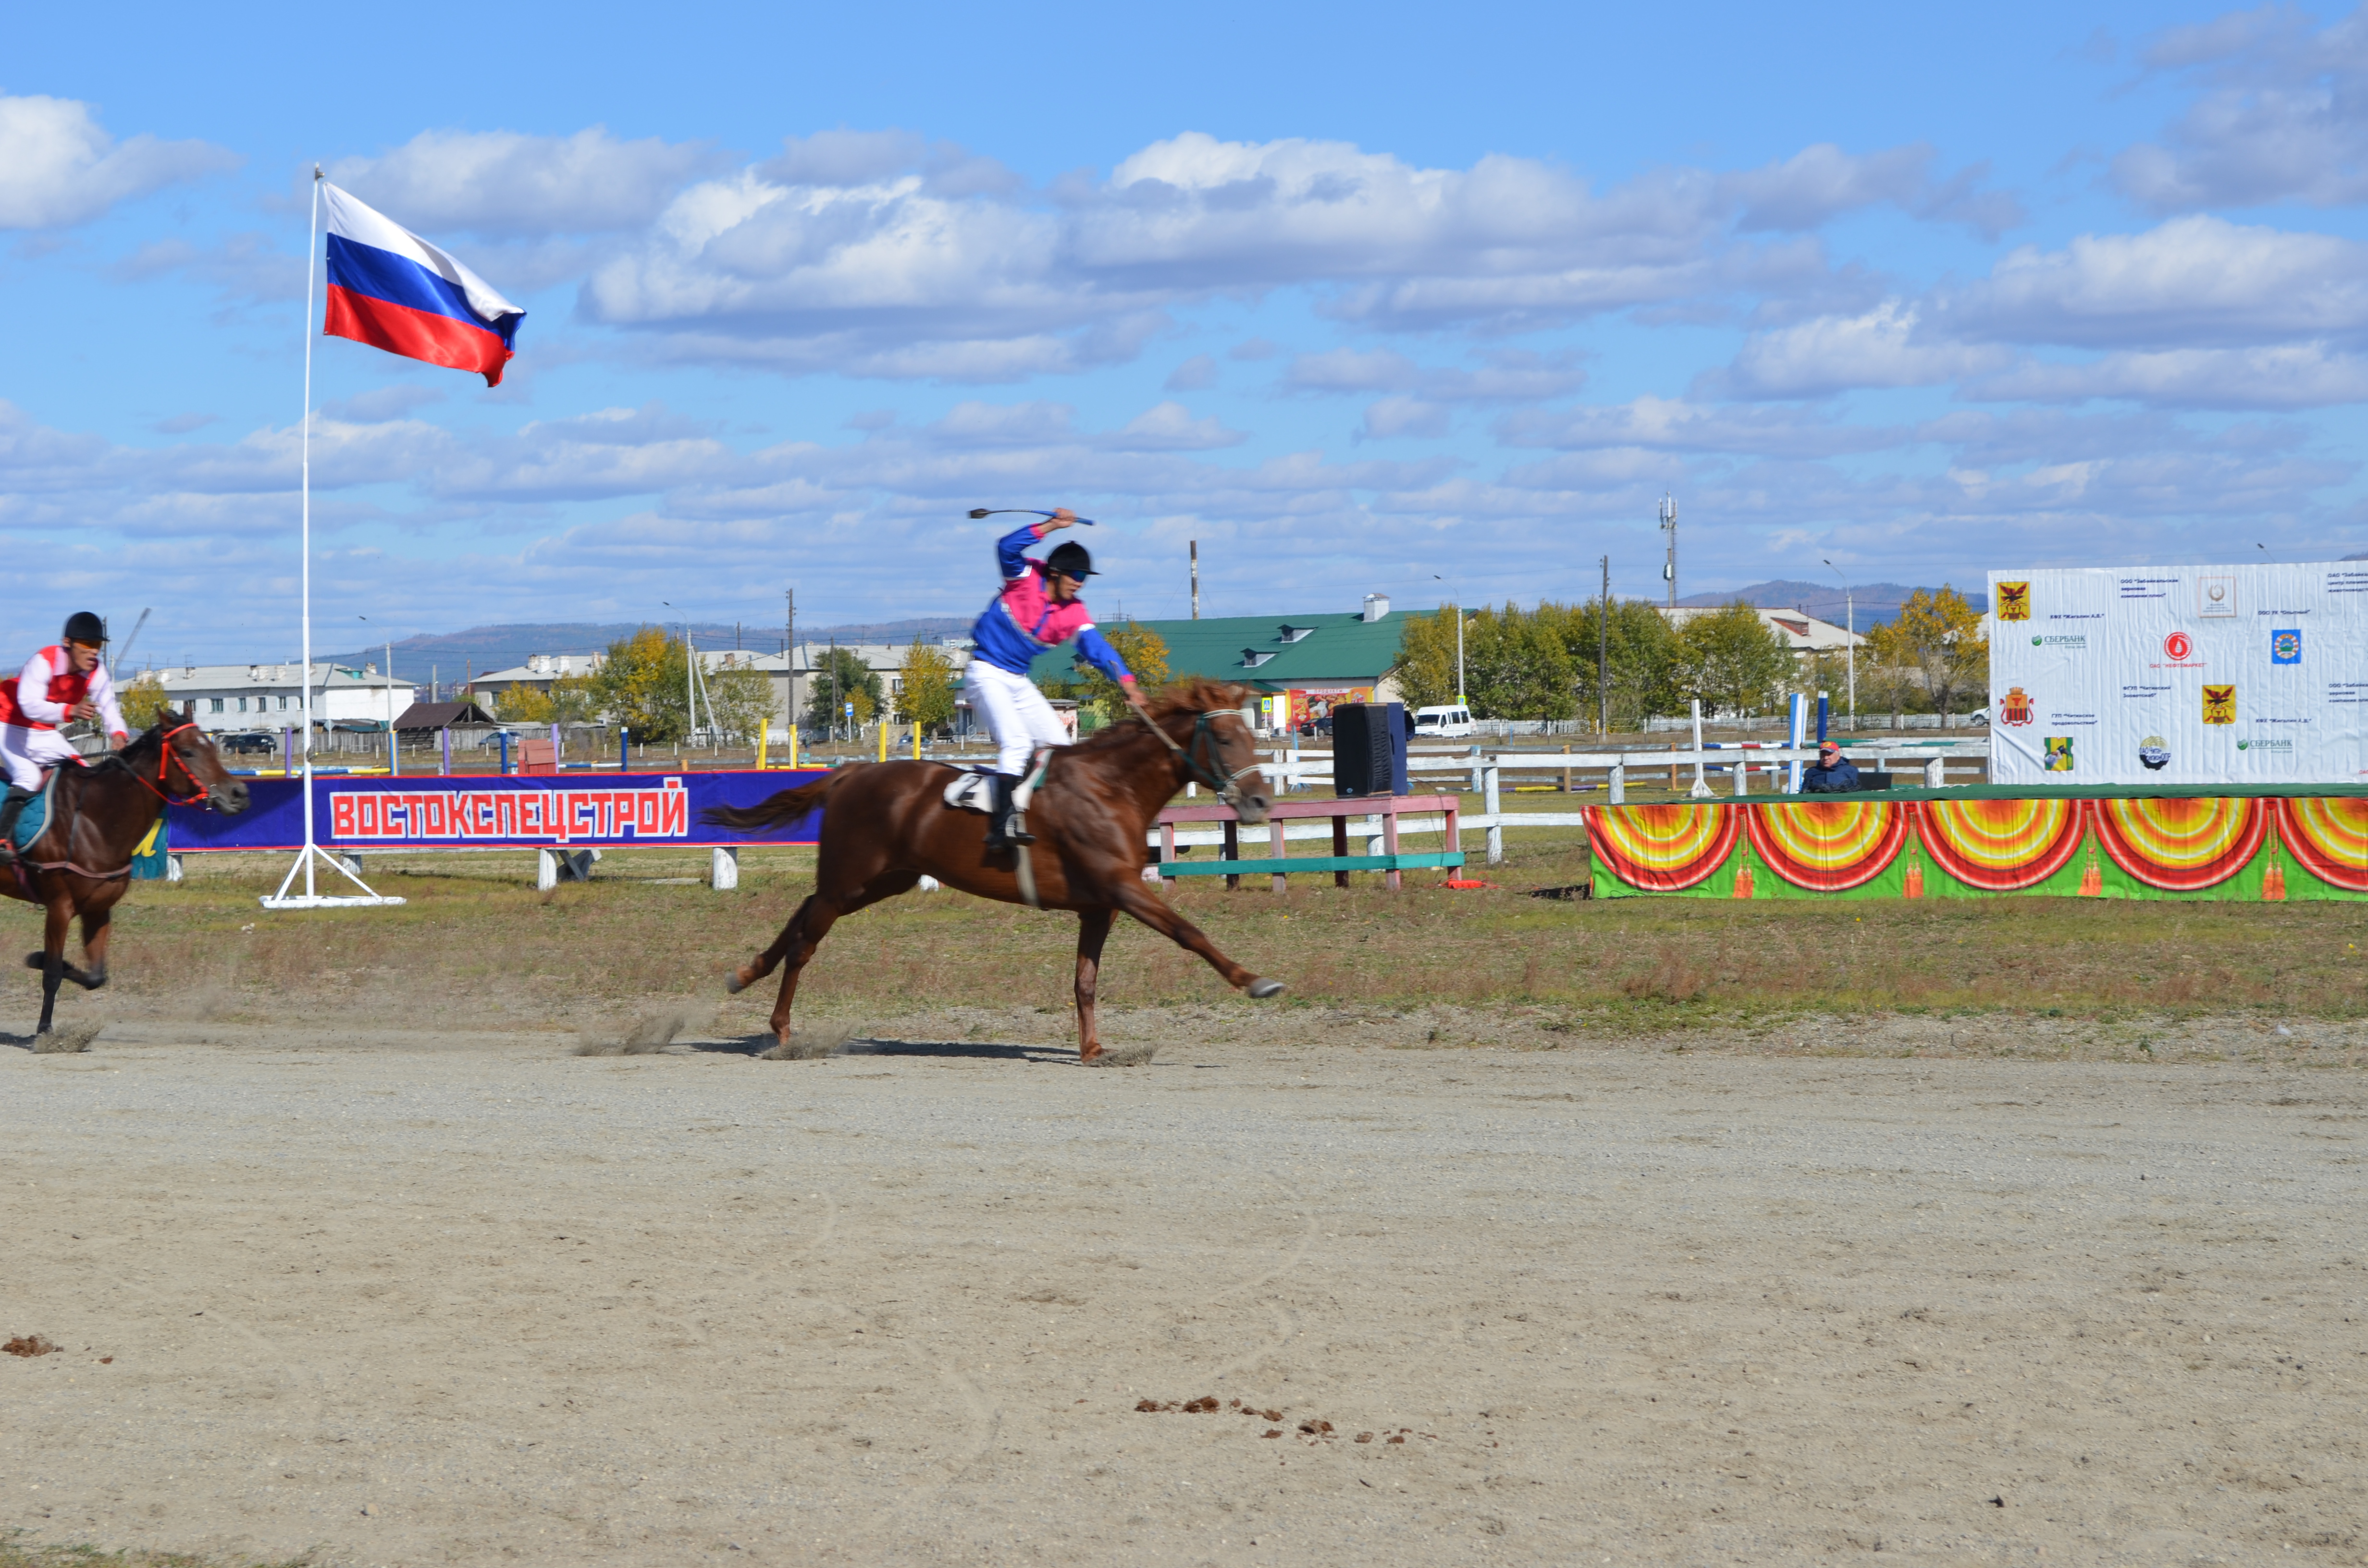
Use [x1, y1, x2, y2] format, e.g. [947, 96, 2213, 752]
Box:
[1659, 606, 1865, 657]
[135, 661, 417, 734]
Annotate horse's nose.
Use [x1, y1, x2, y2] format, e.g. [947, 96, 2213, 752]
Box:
[1241, 790, 1272, 822]
[218, 779, 252, 814]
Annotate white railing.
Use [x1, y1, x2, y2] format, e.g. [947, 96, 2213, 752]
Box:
[1159, 742, 1989, 869]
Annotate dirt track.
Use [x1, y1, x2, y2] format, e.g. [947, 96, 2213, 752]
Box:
[4, 1020, 2364, 1566]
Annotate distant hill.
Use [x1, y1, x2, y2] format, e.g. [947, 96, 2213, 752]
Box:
[303, 616, 974, 680]
[1672, 578, 1985, 629]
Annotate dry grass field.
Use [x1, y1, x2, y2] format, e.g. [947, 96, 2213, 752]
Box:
[44, 834, 2368, 1057]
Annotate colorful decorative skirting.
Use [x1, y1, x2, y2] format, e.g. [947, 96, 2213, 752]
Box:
[1586, 796, 2367, 900]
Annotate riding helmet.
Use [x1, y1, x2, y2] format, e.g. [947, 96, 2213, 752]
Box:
[62, 611, 106, 646]
[1045, 541, 1096, 580]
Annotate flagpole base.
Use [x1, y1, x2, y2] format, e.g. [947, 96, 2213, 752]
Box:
[259, 844, 405, 910]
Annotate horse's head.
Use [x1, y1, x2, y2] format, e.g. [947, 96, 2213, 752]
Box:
[153, 716, 250, 814]
[1146, 679, 1272, 825]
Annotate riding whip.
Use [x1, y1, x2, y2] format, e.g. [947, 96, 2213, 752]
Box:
[968, 507, 1098, 527]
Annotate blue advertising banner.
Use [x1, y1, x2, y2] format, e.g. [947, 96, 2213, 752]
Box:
[169, 770, 826, 852]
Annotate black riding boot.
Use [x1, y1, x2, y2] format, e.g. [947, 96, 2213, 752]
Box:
[984, 771, 1033, 851]
[0, 784, 32, 865]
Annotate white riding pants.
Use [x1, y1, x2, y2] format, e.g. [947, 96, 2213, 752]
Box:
[0, 724, 77, 792]
[962, 660, 1069, 775]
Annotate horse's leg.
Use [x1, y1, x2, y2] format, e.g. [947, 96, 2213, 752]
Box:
[749, 871, 922, 1045]
[1073, 906, 1114, 1062]
[77, 903, 111, 990]
[1111, 882, 1284, 999]
[35, 895, 70, 1033]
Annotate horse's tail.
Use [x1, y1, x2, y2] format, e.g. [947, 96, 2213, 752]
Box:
[699, 774, 841, 832]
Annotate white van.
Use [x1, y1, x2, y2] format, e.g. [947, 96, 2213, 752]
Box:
[1412, 703, 1474, 737]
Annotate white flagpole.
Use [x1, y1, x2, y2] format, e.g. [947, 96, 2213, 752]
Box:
[264, 170, 401, 909]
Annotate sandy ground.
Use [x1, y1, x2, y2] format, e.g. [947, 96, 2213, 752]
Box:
[4, 1018, 2365, 1567]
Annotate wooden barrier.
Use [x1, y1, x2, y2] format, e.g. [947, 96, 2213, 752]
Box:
[1156, 794, 1463, 891]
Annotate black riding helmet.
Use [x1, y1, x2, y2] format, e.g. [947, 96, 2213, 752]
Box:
[1044, 541, 1095, 581]
[62, 611, 106, 646]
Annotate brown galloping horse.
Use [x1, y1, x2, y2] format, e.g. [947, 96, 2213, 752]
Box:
[2, 716, 250, 1033]
[701, 678, 1281, 1060]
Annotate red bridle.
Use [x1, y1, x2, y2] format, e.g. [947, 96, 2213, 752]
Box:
[130, 721, 213, 808]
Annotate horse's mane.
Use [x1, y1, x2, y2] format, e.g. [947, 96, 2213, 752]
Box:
[76, 719, 171, 779]
[1070, 678, 1251, 753]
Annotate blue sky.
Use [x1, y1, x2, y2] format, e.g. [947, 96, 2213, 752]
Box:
[7, 0, 2368, 659]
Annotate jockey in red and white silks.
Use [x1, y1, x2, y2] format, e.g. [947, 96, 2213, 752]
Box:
[0, 613, 127, 858]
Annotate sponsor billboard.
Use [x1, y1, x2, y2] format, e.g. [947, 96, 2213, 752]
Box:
[1988, 563, 2368, 786]
[168, 770, 827, 852]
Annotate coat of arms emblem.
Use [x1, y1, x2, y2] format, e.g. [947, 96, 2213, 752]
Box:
[1995, 581, 2031, 622]
[1998, 686, 2034, 726]
[2202, 685, 2236, 725]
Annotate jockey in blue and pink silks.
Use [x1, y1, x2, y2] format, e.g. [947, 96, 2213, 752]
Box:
[963, 508, 1151, 849]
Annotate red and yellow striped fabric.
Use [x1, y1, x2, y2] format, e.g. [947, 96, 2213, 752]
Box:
[1916, 798, 2084, 891]
[2274, 797, 2368, 892]
[1589, 804, 1740, 891]
[2090, 797, 2266, 891]
[1744, 801, 1907, 891]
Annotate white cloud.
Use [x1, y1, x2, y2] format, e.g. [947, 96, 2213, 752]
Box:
[1721, 143, 2023, 237]
[1358, 397, 1451, 441]
[1498, 394, 1903, 457]
[1163, 353, 1218, 391]
[0, 94, 234, 229]
[1970, 343, 2368, 408]
[326, 127, 727, 236]
[2111, 6, 2368, 210]
[1724, 302, 2011, 397]
[1942, 215, 2368, 348]
[1109, 402, 1246, 451]
[1287, 347, 1420, 392]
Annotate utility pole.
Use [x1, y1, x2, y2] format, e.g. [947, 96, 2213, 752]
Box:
[1659, 492, 1678, 609]
[784, 586, 796, 740]
[1823, 558, 1856, 730]
[1598, 554, 1611, 736]
[1189, 540, 1199, 620]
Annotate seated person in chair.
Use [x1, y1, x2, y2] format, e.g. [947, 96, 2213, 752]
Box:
[1801, 738, 1860, 794]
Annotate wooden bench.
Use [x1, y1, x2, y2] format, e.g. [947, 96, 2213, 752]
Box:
[1155, 793, 1463, 891]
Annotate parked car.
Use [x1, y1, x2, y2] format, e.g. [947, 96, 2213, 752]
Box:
[1412, 703, 1474, 738]
[218, 731, 278, 755]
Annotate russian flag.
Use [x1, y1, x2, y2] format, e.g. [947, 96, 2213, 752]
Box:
[321, 183, 525, 387]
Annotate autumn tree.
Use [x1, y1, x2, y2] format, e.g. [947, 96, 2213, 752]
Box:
[1535, 599, 1686, 732]
[804, 647, 883, 734]
[704, 657, 776, 743]
[498, 672, 601, 726]
[1866, 586, 1988, 720]
[896, 639, 959, 736]
[590, 627, 691, 743]
[1676, 602, 1793, 718]
[1072, 622, 1168, 721]
[119, 671, 173, 731]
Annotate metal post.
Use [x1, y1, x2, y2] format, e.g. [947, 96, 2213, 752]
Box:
[1608, 763, 1626, 805]
[1597, 554, 1610, 735]
[385, 638, 396, 776]
[440, 725, 450, 775]
[1190, 540, 1199, 620]
[1484, 764, 1503, 865]
[1688, 699, 1713, 798]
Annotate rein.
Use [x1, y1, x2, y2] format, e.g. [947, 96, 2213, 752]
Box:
[125, 722, 211, 808]
[1142, 710, 1263, 808]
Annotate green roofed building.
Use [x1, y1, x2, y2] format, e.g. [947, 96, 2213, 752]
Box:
[1025, 592, 1408, 731]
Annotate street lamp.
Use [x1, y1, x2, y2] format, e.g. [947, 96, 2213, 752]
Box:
[358, 615, 395, 774]
[1821, 560, 1855, 729]
[1432, 575, 1467, 705]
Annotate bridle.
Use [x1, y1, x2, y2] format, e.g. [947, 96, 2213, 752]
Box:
[1143, 709, 1264, 808]
[129, 721, 213, 808]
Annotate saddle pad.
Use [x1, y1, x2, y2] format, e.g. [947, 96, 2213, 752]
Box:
[12, 773, 51, 852]
[942, 772, 995, 813]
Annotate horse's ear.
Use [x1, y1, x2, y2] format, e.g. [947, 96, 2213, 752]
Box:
[180, 700, 195, 720]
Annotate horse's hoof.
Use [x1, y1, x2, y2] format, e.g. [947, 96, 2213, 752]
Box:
[22, 952, 44, 971]
[1246, 977, 1285, 999]
[723, 965, 749, 995]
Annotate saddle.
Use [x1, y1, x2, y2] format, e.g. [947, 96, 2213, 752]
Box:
[11, 767, 60, 854]
[940, 749, 1054, 815]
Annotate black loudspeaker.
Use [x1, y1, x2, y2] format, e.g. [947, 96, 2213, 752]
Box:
[1332, 703, 1408, 796]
